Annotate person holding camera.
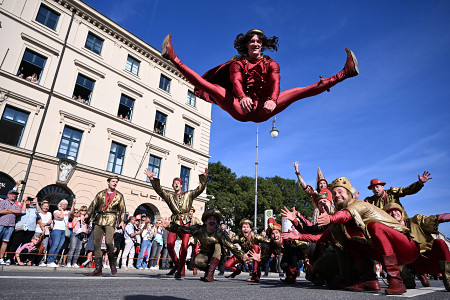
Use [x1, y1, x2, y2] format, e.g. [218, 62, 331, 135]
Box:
[5, 196, 41, 265]
[136, 215, 153, 269]
[47, 199, 75, 267]
[66, 205, 88, 268]
[122, 216, 140, 270]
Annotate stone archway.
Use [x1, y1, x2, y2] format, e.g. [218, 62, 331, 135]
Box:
[0, 171, 16, 199]
[36, 184, 74, 213]
[133, 203, 160, 223]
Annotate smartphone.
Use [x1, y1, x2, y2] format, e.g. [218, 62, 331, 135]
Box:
[71, 194, 76, 200]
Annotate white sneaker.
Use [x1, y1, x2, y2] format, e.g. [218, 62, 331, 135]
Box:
[66, 264, 72, 268]
[138, 267, 144, 270]
[104, 264, 110, 269]
[39, 263, 47, 267]
[128, 266, 136, 270]
[47, 262, 59, 268]
[5, 259, 11, 266]
[0, 259, 5, 265]
[121, 266, 128, 270]
[72, 264, 79, 268]
[149, 266, 156, 270]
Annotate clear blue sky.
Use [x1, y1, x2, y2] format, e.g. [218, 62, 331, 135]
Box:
[85, 0, 450, 236]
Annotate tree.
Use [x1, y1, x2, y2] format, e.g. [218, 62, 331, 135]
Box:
[206, 162, 314, 233]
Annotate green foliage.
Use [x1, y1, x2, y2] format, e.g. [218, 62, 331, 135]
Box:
[206, 162, 313, 233]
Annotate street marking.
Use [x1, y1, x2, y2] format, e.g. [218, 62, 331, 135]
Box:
[0, 275, 165, 280]
[387, 287, 446, 297]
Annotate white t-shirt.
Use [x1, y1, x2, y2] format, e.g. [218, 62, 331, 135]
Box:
[35, 212, 52, 235]
[53, 210, 69, 231]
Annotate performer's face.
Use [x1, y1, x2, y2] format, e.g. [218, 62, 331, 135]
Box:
[332, 187, 350, 211]
[271, 229, 281, 242]
[247, 35, 263, 58]
[388, 209, 403, 222]
[317, 199, 331, 214]
[172, 180, 182, 192]
[241, 223, 251, 234]
[108, 179, 119, 190]
[318, 181, 327, 190]
[371, 184, 384, 197]
[206, 216, 218, 233]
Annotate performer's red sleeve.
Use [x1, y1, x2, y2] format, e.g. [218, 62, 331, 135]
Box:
[438, 213, 450, 223]
[329, 210, 352, 224]
[230, 61, 246, 99]
[298, 213, 313, 227]
[267, 61, 280, 103]
[298, 232, 323, 243]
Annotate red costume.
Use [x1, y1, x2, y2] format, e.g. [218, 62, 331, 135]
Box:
[161, 33, 358, 123]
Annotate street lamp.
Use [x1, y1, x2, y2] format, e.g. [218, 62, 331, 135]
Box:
[254, 117, 279, 232]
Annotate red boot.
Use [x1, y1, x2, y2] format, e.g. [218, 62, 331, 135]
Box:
[342, 48, 359, 79]
[280, 266, 297, 284]
[383, 254, 406, 295]
[418, 273, 430, 287]
[161, 34, 177, 61]
[201, 257, 220, 282]
[440, 260, 450, 292]
[225, 267, 241, 278]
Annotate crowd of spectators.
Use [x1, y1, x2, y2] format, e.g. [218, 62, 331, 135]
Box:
[0, 182, 170, 270]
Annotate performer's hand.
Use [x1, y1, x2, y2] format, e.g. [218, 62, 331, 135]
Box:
[293, 161, 300, 173]
[418, 171, 432, 184]
[160, 218, 171, 228]
[144, 168, 154, 180]
[247, 250, 261, 262]
[317, 212, 330, 227]
[280, 206, 296, 222]
[202, 168, 209, 177]
[263, 99, 276, 113]
[281, 229, 300, 241]
[239, 97, 253, 114]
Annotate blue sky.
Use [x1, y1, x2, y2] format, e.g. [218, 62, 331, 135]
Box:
[85, 0, 450, 236]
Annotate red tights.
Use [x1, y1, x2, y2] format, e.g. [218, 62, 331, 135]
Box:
[172, 57, 343, 123]
[167, 230, 190, 273]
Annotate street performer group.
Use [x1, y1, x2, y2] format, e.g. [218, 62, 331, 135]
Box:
[76, 29, 450, 295]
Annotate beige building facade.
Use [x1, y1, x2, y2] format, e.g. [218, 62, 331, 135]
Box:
[0, 0, 212, 221]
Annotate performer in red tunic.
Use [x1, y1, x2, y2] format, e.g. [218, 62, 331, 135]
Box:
[161, 29, 359, 123]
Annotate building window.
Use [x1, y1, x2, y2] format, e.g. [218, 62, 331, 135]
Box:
[154, 111, 167, 136]
[187, 90, 196, 107]
[180, 166, 190, 192]
[146, 155, 162, 181]
[159, 74, 171, 92]
[125, 55, 140, 75]
[57, 126, 83, 161]
[107, 142, 126, 174]
[17, 49, 47, 84]
[183, 125, 194, 147]
[117, 94, 135, 121]
[72, 74, 95, 104]
[85, 32, 104, 55]
[35, 4, 60, 30]
[0, 106, 29, 146]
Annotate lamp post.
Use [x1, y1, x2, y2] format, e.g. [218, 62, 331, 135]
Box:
[254, 117, 279, 232]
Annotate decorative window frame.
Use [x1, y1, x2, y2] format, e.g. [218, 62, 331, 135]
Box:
[107, 128, 136, 148]
[177, 154, 198, 170]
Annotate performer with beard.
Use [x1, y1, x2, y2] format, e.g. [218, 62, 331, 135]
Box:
[161, 208, 251, 282]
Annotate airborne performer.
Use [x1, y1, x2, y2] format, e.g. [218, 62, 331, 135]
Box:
[161, 29, 359, 123]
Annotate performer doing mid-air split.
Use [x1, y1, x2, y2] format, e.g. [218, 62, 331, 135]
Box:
[161, 29, 359, 123]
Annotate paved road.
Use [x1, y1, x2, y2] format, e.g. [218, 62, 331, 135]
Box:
[0, 266, 448, 299]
